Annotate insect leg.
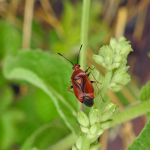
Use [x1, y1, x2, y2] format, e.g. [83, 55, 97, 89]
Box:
[87, 72, 91, 77]
[85, 67, 95, 73]
[85, 67, 90, 73]
[89, 72, 105, 102]
[91, 81, 97, 84]
[87, 72, 100, 84]
[67, 86, 74, 93]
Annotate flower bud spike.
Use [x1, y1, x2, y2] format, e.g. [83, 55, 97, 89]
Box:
[77, 111, 89, 127]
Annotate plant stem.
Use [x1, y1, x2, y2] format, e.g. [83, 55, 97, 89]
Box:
[111, 99, 150, 127]
[81, 134, 90, 150]
[53, 100, 150, 150]
[78, 0, 91, 111]
[101, 70, 112, 96]
[77, 1, 91, 149]
[80, 0, 90, 70]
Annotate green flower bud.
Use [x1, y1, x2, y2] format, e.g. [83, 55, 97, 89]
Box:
[77, 111, 89, 127]
[99, 45, 113, 57]
[113, 63, 120, 68]
[93, 55, 104, 65]
[118, 36, 126, 42]
[109, 82, 116, 88]
[120, 44, 132, 56]
[76, 135, 84, 149]
[110, 37, 117, 50]
[113, 61, 128, 75]
[94, 36, 132, 71]
[102, 62, 106, 68]
[80, 126, 89, 133]
[108, 60, 131, 92]
[97, 129, 103, 136]
[105, 56, 112, 65]
[119, 74, 131, 85]
[72, 145, 78, 150]
[116, 36, 133, 57]
[89, 142, 101, 150]
[111, 71, 127, 83]
[87, 134, 99, 143]
[115, 44, 121, 54]
[103, 102, 114, 112]
[89, 108, 101, 125]
[107, 65, 113, 71]
[100, 104, 118, 122]
[113, 55, 122, 63]
[100, 119, 113, 130]
[108, 83, 123, 92]
[90, 123, 100, 135]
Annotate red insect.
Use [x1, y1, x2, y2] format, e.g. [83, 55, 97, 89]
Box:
[58, 45, 97, 107]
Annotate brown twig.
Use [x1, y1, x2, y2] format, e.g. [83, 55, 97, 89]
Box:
[39, 0, 63, 37]
[7, 0, 20, 22]
[133, 5, 148, 41]
[115, 7, 128, 40]
[127, 0, 150, 23]
[22, 0, 35, 49]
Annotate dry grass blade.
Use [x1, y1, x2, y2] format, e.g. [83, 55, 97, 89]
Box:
[40, 0, 63, 36]
[22, 0, 35, 49]
[115, 7, 128, 40]
[133, 6, 148, 41]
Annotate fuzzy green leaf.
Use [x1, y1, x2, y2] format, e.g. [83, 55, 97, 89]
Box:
[0, 109, 25, 150]
[139, 81, 150, 101]
[20, 120, 71, 150]
[0, 86, 14, 112]
[12, 88, 60, 145]
[3, 50, 79, 134]
[127, 120, 150, 150]
[0, 20, 22, 59]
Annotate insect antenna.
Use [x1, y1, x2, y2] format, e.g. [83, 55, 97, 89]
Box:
[77, 45, 83, 64]
[58, 53, 74, 66]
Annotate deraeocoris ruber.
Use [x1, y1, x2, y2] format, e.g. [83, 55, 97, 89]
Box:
[58, 45, 97, 107]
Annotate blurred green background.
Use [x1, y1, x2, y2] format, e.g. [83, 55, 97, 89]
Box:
[0, 0, 150, 150]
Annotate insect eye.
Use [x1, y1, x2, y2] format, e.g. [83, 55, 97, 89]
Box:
[72, 67, 75, 70]
[78, 65, 80, 68]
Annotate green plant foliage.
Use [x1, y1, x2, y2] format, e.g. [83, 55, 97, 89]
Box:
[139, 81, 150, 101]
[48, 1, 110, 54]
[0, 70, 6, 88]
[0, 20, 22, 59]
[0, 86, 14, 112]
[11, 88, 60, 144]
[0, 1, 149, 149]
[20, 120, 70, 150]
[0, 80, 21, 149]
[0, 86, 72, 149]
[3, 50, 79, 134]
[127, 120, 150, 150]
[48, 1, 80, 54]
[0, 108, 25, 150]
[89, 1, 109, 50]
[31, 21, 45, 48]
[33, 88, 59, 122]
[0, 85, 17, 149]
